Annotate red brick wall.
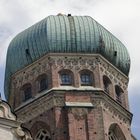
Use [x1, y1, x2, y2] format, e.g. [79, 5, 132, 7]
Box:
[10, 54, 133, 139]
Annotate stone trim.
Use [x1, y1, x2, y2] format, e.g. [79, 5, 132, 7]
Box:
[65, 102, 93, 107]
[0, 99, 16, 120]
[15, 89, 132, 124]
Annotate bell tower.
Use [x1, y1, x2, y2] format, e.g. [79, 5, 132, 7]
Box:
[5, 15, 136, 140]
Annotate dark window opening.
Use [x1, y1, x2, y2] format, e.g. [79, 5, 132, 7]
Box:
[25, 49, 30, 55]
[108, 131, 119, 140]
[115, 86, 123, 104]
[23, 86, 32, 101]
[81, 74, 92, 85]
[108, 124, 126, 140]
[114, 51, 117, 56]
[61, 74, 72, 85]
[39, 78, 48, 92]
[104, 82, 109, 93]
[35, 129, 51, 140]
[103, 76, 111, 94]
[116, 92, 122, 103]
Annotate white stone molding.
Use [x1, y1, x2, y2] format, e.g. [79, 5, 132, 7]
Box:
[0, 100, 16, 120]
[0, 99, 32, 140]
[12, 127, 32, 140]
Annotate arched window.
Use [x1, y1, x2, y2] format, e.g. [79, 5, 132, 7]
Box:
[108, 123, 126, 140]
[39, 77, 48, 91]
[115, 85, 123, 104]
[103, 76, 112, 94]
[108, 130, 118, 140]
[80, 70, 93, 86]
[21, 83, 32, 102]
[37, 74, 48, 92]
[35, 129, 51, 140]
[59, 70, 73, 85]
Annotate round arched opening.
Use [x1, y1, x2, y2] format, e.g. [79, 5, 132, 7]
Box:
[108, 123, 126, 140]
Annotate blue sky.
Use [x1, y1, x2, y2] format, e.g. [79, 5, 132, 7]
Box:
[0, 0, 139, 138]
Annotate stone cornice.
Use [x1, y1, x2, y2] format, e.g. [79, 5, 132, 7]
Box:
[0, 117, 20, 128]
[15, 88, 132, 124]
[15, 91, 65, 122]
[14, 87, 102, 111]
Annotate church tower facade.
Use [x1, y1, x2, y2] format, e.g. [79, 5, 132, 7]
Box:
[5, 15, 136, 140]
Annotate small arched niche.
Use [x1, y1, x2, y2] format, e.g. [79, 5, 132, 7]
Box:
[115, 85, 124, 104]
[21, 83, 32, 102]
[108, 123, 126, 140]
[103, 75, 112, 95]
[36, 74, 48, 92]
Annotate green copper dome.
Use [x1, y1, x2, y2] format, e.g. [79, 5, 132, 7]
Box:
[5, 15, 130, 99]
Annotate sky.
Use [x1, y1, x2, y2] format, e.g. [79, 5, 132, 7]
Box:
[0, 0, 139, 138]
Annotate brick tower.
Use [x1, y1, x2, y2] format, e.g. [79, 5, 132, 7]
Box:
[5, 14, 136, 140]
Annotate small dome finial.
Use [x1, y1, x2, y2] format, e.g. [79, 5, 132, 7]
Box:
[57, 13, 64, 16]
[68, 14, 71, 16]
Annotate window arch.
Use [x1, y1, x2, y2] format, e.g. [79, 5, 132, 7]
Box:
[103, 75, 112, 94]
[115, 85, 124, 104]
[35, 129, 51, 140]
[108, 123, 126, 140]
[59, 69, 73, 85]
[36, 74, 48, 92]
[79, 70, 94, 86]
[108, 130, 118, 140]
[21, 83, 32, 102]
[30, 121, 51, 140]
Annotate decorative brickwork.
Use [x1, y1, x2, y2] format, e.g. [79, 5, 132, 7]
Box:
[8, 53, 135, 140]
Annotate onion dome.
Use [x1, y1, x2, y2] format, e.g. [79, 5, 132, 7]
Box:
[4, 15, 130, 99]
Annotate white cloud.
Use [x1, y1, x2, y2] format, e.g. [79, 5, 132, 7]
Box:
[0, 0, 140, 138]
[0, 0, 139, 92]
